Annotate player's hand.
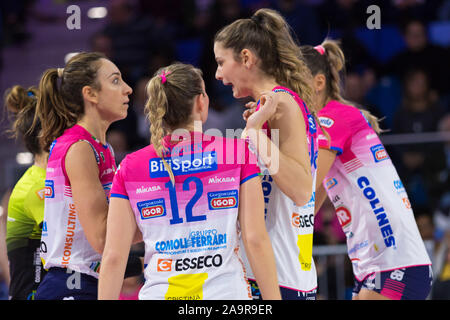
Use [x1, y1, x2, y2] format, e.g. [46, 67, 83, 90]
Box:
[245, 91, 279, 130]
[243, 101, 258, 121]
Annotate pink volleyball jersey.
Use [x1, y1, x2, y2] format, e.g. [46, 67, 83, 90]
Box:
[110, 131, 259, 300]
[243, 86, 319, 293]
[318, 100, 431, 281]
[41, 124, 116, 278]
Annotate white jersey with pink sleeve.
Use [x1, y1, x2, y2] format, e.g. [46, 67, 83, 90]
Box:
[242, 86, 319, 294]
[40, 124, 116, 279]
[110, 132, 259, 300]
[318, 100, 431, 281]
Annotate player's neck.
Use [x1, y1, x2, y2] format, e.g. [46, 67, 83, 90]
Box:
[184, 120, 203, 133]
[77, 117, 107, 145]
[251, 76, 278, 101]
[34, 152, 48, 169]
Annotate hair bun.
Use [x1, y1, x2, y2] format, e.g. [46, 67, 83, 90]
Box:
[251, 14, 263, 25]
[4, 85, 38, 114]
[5, 86, 25, 113]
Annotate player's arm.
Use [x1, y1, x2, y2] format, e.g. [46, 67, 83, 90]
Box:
[246, 92, 313, 207]
[98, 197, 137, 300]
[239, 176, 281, 300]
[0, 190, 11, 285]
[314, 148, 337, 214]
[65, 141, 109, 253]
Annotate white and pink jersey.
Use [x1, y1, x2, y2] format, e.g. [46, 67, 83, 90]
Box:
[41, 124, 116, 279]
[318, 100, 431, 281]
[110, 131, 259, 300]
[243, 86, 319, 293]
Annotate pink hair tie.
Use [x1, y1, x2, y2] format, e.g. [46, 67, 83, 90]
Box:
[314, 45, 326, 55]
[159, 70, 171, 84]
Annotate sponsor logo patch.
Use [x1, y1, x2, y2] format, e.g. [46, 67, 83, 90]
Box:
[157, 259, 172, 272]
[207, 190, 238, 210]
[336, 206, 352, 228]
[44, 180, 55, 198]
[137, 198, 166, 219]
[319, 116, 335, 128]
[370, 144, 389, 163]
[325, 178, 338, 190]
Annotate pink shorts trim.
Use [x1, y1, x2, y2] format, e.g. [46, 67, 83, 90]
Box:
[354, 263, 432, 282]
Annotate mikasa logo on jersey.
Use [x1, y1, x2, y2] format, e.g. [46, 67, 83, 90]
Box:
[208, 176, 235, 184]
[136, 185, 162, 194]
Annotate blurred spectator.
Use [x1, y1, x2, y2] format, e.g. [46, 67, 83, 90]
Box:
[273, 0, 323, 45]
[131, 76, 151, 148]
[199, 0, 247, 100]
[119, 242, 144, 300]
[343, 68, 382, 122]
[1, 1, 33, 46]
[415, 208, 450, 300]
[391, 68, 447, 210]
[1, 0, 450, 300]
[416, 211, 436, 241]
[107, 104, 139, 153]
[138, 0, 185, 26]
[365, 75, 403, 131]
[433, 114, 450, 241]
[438, 0, 450, 21]
[388, 0, 444, 24]
[385, 19, 450, 96]
[147, 49, 176, 78]
[106, 128, 130, 164]
[203, 96, 247, 136]
[314, 199, 346, 246]
[119, 275, 144, 300]
[431, 232, 450, 299]
[102, 0, 176, 87]
[240, 0, 270, 11]
[90, 32, 113, 60]
[318, 0, 368, 32]
[314, 199, 350, 300]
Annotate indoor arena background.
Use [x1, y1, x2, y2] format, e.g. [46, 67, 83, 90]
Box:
[0, 0, 449, 300]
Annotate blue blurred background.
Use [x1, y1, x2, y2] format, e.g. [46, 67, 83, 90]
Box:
[0, 0, 449, 300]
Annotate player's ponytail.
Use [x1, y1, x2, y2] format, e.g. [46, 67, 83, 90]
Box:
[145, 63, 204, 185]
[146, 72, 174, 185]
[4, 85, 43, 155]
[214, 8, 315, 113]
[34, 52, 106, 152]
[301, 39, 382, 134]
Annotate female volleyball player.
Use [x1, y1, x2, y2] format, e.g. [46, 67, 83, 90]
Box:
[303, 39, 432, 300]
[33, 52, 133, 300]
[4, 85, 47, 299]
[98, 63, 280, 300]
[214, 8, 320, 300]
